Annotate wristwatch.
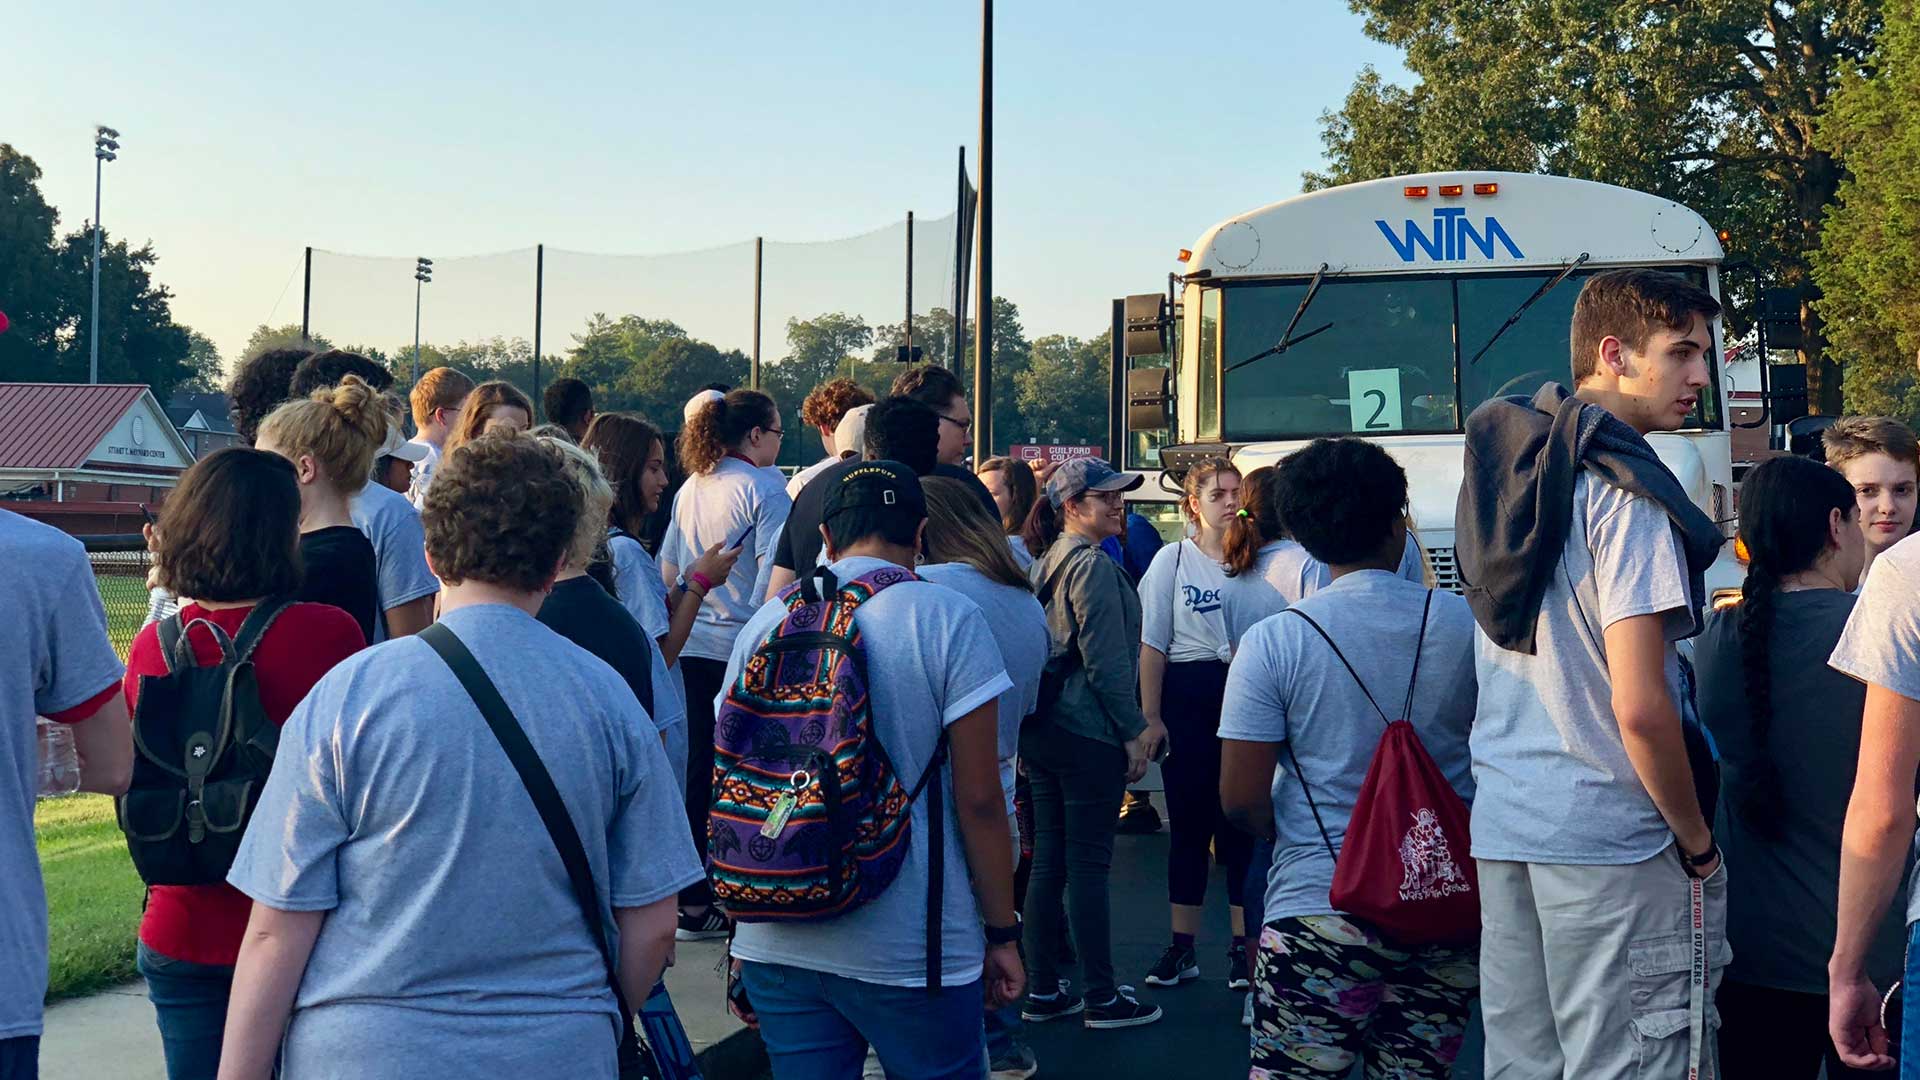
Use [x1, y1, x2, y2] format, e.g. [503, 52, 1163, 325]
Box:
[1680, 837, 1719, 870]
[984, 918, 1022, 947]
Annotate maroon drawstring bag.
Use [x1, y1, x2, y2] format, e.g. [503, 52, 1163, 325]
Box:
[1280, 591, 1480, 947]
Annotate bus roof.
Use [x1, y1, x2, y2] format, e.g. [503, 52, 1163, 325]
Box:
[1183, 172, 1723, 280]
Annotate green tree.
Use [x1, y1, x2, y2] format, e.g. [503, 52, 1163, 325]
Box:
[240, 322, 333, 360]
[875, 299, 1034, 450]
[1015, 331, 1111, 447]
[564, 314, 689, 397]
[176, 329, 224, 394]
[1311, 1, 1881, 412]
[614, 336, 749, 425]
[0, 145, 64, 382]
[1813, 0, 1920, 419]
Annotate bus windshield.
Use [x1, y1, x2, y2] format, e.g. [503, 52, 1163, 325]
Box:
[1214, 267, 1720, 441]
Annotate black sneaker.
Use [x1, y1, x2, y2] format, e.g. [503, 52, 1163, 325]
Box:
[1116, 799, 1162, 835]
[1143, 944, 1199, 987]
[1084, 987, 1163, 1030]
[1226, 943, 1251, 991]
[675, 908, 729, 941]
[1021, 990, 1086, 1023]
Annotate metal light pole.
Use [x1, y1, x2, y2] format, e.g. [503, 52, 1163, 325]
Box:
[972, 0, 993, 463]
[89, 125, 120, 384]
[413, 257, 433, 386]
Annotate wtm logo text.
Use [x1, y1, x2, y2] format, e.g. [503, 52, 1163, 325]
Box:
[1375, 208, 1524, 263]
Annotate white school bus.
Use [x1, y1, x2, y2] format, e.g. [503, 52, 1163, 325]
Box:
[1122, 171, 1746, 598]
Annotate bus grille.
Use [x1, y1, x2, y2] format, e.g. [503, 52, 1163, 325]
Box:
[1426, 547, 1463, 594]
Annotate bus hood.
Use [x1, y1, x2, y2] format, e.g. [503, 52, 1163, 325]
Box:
[1231, 432, 1713, 547]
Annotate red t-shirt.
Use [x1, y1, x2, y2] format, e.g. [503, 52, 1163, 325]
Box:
[123, 601, 365, 965]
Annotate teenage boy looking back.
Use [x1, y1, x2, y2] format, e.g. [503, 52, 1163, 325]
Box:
[407, 366, 475, 508]
[721, 461, 1024, 1079]
[1457, 269, 1730, 1078]
[1823, 416, 1919, 581]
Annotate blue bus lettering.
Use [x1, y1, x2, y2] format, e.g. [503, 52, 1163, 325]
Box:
[1375, 210, 1524, 263]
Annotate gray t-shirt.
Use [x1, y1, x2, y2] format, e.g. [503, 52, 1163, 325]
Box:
[1219, 571, 1476, 922]
[722, 557, 1012, 987]
[1470, 473, 1693, 864]
[1697, 590, 1906, 991]
[1137, 539, 1234, 663]
[660, 458, 792, 661]
[1220, 540, 1293, 648]
[917, 562, 1049, 815]
[1260, 534, 1426, 606]
[609, 534, 689, 795]
[1, 511, 124, 1040]
[1830, 534, 1920, 926]
[227, 603, 703, 1079]
[349, 482, 441, 643]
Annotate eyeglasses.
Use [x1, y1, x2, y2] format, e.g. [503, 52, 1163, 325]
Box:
[938, 413, 973, 434]
[761, 426, 785, 438]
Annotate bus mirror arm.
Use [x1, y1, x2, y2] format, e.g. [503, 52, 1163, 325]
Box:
[1465, 252, 1591, 368]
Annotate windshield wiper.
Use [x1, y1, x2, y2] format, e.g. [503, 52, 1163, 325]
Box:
[1225, 263, 1338, 374]
[1465, 252, 1591, 367]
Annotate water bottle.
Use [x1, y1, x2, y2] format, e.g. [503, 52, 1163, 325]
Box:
[36, 718, 81, 798]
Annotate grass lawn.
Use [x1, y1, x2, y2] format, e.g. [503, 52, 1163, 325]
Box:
[35, 795, 144, 1001]
[95, 573, 149, 659]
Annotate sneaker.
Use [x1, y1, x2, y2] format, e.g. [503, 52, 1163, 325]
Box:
[988, 1043, 1040, 1080]
[1226, 943, 1251, 991]
[674, 908, 729, 941]
[1084, 987, 1163, 1030]
[861, 1048, 885, 1080]
[1241, 993, 1254, 1028]
[1021, 990, 1086, 1023]
[1143, 944, 1200, 987]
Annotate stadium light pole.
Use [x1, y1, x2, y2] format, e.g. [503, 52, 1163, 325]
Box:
[972, 0, 993, 464]
[89, 125, 120, 384]
[413, 257, 433, 385]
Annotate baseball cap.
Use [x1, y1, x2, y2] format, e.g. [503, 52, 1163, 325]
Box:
[1043, 457, 1143, 508]
[376, 424, 429, 463]
[684, 389, 725, 423]
[824, 460, 926, 531]
[833, 403, 873, 459]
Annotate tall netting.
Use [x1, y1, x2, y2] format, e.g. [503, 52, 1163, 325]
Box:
[303, 211, 961, 471]
[757, 212, 958, 468]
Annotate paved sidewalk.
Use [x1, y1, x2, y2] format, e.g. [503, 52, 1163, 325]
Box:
[38, 933, 755, 1079]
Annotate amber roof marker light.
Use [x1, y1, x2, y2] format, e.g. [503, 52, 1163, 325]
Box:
[1403, 185, 1430, 198]
[1473, 182, 1499, 196]
[1439, 184, 1464, 197]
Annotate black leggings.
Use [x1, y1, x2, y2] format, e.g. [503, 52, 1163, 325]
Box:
[679, 655, 730, 908]
[1161, 659, 1252, 910]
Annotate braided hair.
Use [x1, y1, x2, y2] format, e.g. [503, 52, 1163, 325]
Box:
[1733, 455, 1858, 841]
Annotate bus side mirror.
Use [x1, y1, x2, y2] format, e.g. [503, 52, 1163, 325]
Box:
[1124, 293, 1170, 358]
[1128, 368, 1171, 432]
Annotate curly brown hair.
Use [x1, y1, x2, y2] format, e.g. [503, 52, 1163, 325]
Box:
[678, 389, 777, 475]
[422, 435, 581, 592]
[154, 448, 304, 601]
[800, 378, 876, 433]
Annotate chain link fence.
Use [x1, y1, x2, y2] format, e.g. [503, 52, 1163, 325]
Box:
[83, 535, 152, 659]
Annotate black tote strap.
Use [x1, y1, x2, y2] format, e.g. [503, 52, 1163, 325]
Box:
[1397, 591, 1435, 725]
[419, 623, 635, 1032]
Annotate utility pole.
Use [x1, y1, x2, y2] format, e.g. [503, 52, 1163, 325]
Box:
[90, 125, 120, 383]
[972, 0, 993, 463]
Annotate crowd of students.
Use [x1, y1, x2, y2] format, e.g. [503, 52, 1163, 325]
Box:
[9, 265, 1920, 1080]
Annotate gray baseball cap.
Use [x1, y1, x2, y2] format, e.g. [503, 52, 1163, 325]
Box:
[1043, 457, 1143, 508]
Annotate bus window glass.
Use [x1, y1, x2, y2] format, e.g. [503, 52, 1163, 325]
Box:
[1221, 278, 1456, 440]
[1197, 289, 1221, 440]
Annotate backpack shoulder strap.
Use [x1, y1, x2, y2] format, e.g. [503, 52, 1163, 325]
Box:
[1397, 591, 1436, 726]
[156, 613, 187, 674]
[231, 596, 297, 663]
[1284, 608, 1391, 727]
[162, 616, 238, 673]
[418, 623, 636, 1038]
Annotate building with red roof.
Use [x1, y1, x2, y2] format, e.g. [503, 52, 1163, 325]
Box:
[0, 383, 195, 534]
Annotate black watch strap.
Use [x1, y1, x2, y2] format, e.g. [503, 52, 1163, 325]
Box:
[984, 921, 1022, 946]
[1682, 839, 1718, 867]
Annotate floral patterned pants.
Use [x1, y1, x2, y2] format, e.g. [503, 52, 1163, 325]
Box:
[1250, 915, 1478, 1079]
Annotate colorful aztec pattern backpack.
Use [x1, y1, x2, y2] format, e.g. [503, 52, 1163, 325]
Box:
[708, 565, 952, 982]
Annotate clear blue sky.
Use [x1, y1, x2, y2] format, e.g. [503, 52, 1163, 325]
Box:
[5, 1, 1407, 368]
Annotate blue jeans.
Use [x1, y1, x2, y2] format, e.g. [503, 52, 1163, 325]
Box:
[740, 961, 985, 1080]
[0, 1037, 37, 1080]
[983, 1002, 1023, 1059]
[1902, 921, 1920, 1079]
[138, 941, 234, 1080]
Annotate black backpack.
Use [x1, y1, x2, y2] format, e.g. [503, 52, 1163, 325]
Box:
[117, 598, 293, 886]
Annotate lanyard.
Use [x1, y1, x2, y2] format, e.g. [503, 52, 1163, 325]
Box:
[1687, 873, 1706, 1080]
